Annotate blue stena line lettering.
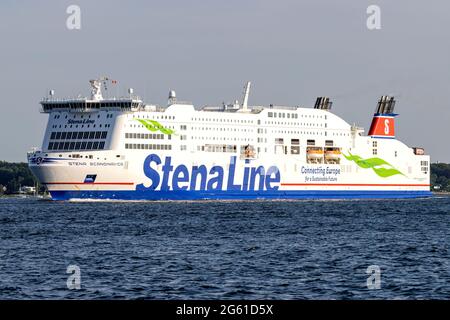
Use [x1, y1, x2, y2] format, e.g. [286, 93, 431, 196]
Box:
[136, 154, 280, 192]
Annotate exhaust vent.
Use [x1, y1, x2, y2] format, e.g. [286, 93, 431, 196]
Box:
[368, 96, 398, 138]
[375, 95, 396, 114]
[314, 97, 332, 111]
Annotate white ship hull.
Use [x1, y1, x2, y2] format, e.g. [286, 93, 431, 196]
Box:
[29, 150, 430, 200]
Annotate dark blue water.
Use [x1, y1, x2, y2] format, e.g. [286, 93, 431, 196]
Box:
[0, 196, 449, 299]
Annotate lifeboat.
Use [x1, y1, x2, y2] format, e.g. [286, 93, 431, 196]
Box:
[325, 149, 341, 160]
[306, 148, 324, 160]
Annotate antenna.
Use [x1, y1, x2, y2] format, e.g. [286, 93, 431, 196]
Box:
[168, 90, 177, 105]
[242, 81, 251, 111]
[89, 76, 113, 101]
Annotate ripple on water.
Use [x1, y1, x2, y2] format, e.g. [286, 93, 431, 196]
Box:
[0, 196, 449, 299]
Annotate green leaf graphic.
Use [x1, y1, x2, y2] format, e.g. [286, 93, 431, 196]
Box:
[147, 120, 175, 135]
[373, 167, 403, 178]
[343, 152, 403, 178]
[134, 119, 175, 135]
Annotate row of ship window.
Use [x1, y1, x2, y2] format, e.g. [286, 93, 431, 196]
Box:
[50, 131, 108, 140]
[267, 112, 326, 120]
[272, 130, 349, 137]
[197, 144, 237, 153]
[190, 127, 253, 132]
[53, 114, 113, 119]
[268, 112, 299, 119]
[134, 115, 175, 120]
[191, 118, 254, 124]
[51, 124, 111, 129]
[265, 121, 325, 127]
[48, 141, 106, 151]
[131, 114, 323, 122]
[125, 144, 172, 150]
[191, 136, 253, 142]
[129, 124, 175, 130]
[125, 133, 170, 140]
[273, 139, 334, 146]
[44, 102, 139, 110]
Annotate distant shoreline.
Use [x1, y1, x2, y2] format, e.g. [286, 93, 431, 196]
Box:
[2, 193, 449, 200]
[433, 191, 450, 195]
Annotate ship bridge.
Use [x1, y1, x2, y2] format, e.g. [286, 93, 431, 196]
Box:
[40, 77, 142, 113]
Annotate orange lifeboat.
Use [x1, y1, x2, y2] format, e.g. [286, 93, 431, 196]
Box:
[325, 148, 341, 160]
[306, 147, 324, 160]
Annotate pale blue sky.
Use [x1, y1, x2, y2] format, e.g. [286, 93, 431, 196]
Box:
[0, 0, 449, 162]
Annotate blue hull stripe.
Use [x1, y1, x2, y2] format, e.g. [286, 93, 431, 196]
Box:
[49, 190, 433, 201]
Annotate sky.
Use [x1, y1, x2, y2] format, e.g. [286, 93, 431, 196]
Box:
[0, 0, 449, 162]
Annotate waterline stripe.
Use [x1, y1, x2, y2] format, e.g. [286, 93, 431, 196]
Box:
[43, 182, 429, 187]
[43, 182, 134, 185]
[48, 189, 433, 201]
[281, 183, 430, 187]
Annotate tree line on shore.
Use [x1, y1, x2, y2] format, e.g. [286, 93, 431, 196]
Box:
[1, 161, 450, 195]
[430, 163, 450, 191]
[0, 161, 40, 194]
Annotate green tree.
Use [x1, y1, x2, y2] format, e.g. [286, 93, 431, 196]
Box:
[431, 163, 450, 191]
[0, 161, 40, 194]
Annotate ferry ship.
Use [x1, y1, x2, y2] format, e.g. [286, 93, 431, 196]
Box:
[27, 78, 431, 200]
